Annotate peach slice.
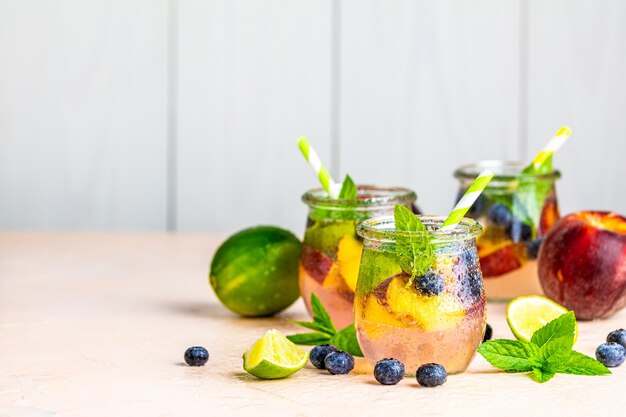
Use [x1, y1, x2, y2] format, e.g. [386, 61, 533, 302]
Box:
[383, 276, 465, 332]
[337, 235, 363, 292]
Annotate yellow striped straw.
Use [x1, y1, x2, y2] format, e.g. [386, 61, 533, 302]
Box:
[297, 136, 341, 198]
[529, 126, 572, 171]
[441, 169, 495, 231]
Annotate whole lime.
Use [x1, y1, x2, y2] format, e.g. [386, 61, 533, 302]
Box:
[209, 226, 302, 317]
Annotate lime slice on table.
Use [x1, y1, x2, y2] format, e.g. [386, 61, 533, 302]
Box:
[243, 329, 309, 379]
[506, 295, 578, 342]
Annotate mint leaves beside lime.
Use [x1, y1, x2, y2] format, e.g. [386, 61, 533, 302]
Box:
[209, 226, 301, 317]
[287, 294, 363, 357]
[243, 329, 309, 379]
[478, 311, 610, 383]
[394, 205, 435, 287]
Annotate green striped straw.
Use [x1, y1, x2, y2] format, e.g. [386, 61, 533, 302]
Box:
[297, 136, 341, 198]
[441, 169, 495, 231]
[527, 125, 572, 171]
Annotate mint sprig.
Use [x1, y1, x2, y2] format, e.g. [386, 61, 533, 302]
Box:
[338, 174, 357, 200]
[478, 312, 610, 383]
[287, 294, 363, 357]
[394, 205, 435, 287]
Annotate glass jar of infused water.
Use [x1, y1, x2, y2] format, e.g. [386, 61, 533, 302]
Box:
[453, 161, 561, 301]
[354, 215, 486, 375]
[299, 186, 416, 329]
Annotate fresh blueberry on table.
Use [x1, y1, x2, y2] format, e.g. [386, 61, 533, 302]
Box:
[310, 344, 340, 369]
[374, 358, 405, 385]
[526, 238, 543, 259]
[508, 220, 533, 243]
[415, 271, 445, 296]
[324, 351, 355, 375]
[487, 204, 512, 226]
[607, 329, 626, 349]
[416, 363, 447, 387]
[595, 342, 626, 367]
[483, 323, 493, 342]
[184, 346, 209, 366]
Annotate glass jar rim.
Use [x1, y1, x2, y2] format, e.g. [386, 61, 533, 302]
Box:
[454, 160, 561, 183]
[302, 185, 416, 211]
[357, 215, 482, 243]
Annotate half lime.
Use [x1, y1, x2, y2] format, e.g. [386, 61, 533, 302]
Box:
[243, 329, 308, 379]
[506, 295, 578, 342]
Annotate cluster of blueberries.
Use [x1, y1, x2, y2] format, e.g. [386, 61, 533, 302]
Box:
[596, 329, 626, 367]
[310, 344, 448, 387]
[487, 203, 543, 258]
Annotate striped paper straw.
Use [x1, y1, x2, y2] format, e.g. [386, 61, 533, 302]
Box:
[441, 169, 495, 231]
[529, 125, 572, 170]
[297, 136, 340, 198]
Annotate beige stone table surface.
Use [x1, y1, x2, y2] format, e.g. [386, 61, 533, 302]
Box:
[1, 233, 625, 417]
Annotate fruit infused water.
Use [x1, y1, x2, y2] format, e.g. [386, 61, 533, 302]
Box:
[354, 214, 486, 374]
[299, 186, 416, 328]
[454, 161, 560, 300]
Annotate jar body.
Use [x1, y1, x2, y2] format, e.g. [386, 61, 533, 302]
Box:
[454, 161, 561, 301]
[354, 216, 486, 375]
[299, 186, 416, 329]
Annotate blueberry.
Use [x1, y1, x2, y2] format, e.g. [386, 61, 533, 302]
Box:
[324, 351, 355, 375]
[508, 220, 533, 243]
[184, 346, 209, 366]
[374, 358, 405, 385]
[460, 249, 478, 266]
[595, 342, 626, 367]
[483, 324, 493, 342]
[411, 203, 422, 215]
[468, 269, 483, 301]
[526, 238, 543, 259]
[310, 344, 340, 369]
[487, 204, 512, 226]
[456, 191, 484, 218]
[607, 329, 626, 349]
[415, 271, 445, 296]
[416, 363, 447, 387]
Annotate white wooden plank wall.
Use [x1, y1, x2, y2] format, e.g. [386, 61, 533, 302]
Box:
[526, 0, 626, 215]
[176, 0, 333, 234]
[339, 0, 520, 214]
[0, 0, 624, 232]
[0, 0, 168, 230]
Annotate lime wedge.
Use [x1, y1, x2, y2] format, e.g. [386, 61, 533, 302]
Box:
[243, 329, 309, 379]
[506, 295, 578, 342]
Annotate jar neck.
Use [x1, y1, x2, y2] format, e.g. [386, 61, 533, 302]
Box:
[455, 160, 560, 189]
[356, 215, 482, 245]
[302, 185, 416, 212]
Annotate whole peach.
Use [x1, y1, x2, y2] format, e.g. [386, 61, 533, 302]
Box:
[538, 211, 626, 320]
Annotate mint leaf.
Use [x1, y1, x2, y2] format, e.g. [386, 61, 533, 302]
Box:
[477, 340, 539, 372]
[288, 295, 363, 356]
[394, 205, 435, 286]
[286, 332, 332, 345]
[558, 351, 611, 376]
[338, 175, 357, 200]
[310, 293, 336, 333]
[329, 324, 363, 357]
[531, 367, 556, 383]
[287, 320, 334, 336]
[531, 311, 576, 348]
[522, 155, 553, 175]
[537, 336, 574, 373]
